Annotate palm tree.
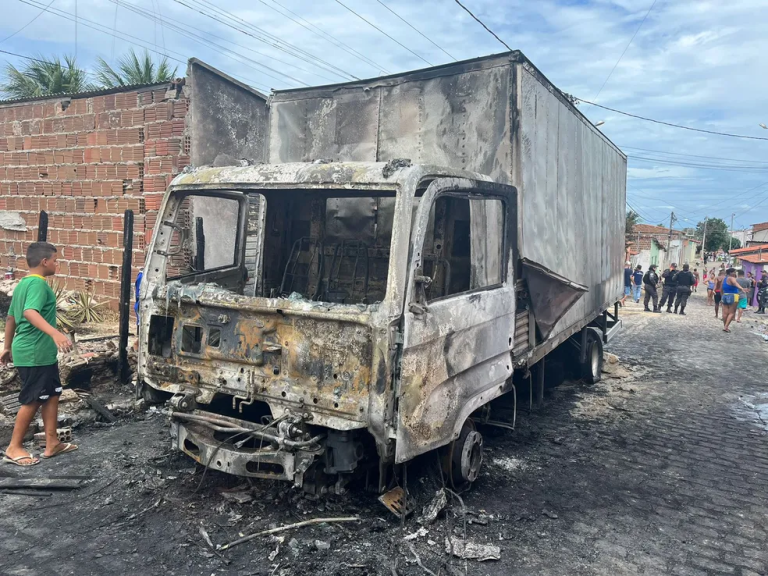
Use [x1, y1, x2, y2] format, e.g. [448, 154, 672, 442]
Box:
[1, 55, 90, 99]
[95, 49, 177, 88]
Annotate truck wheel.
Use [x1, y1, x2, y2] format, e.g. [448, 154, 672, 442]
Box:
[582, 332, 603, 385]
[442, 419, 484, 490]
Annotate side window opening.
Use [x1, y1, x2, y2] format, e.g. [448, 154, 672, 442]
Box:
[257, 191, 395, 305]
[166, 194, 241, 282]
[421, 195, 504, 301]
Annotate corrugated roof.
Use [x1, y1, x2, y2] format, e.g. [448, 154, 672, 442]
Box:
[0, 81, 171, 106]
[729, 244, 768, 255]
[632, 223, 686, 235]
[738, 253, 768, 264]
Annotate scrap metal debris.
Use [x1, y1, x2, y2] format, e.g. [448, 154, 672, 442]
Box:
[379, 486, 415, 519]
[418, 488, 447, 525]
[444, 536, 501, 562]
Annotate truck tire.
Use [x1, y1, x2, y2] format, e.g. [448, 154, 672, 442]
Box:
[582, 331, 603, 385]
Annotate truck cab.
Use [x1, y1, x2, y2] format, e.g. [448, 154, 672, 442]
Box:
[137, 160, 531, 493]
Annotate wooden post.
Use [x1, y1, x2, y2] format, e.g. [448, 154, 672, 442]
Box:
[118, 210, 134, 384]
[37, 211, 48, 242]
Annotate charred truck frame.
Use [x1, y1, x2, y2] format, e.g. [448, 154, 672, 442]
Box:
[137, 52, 626, 494]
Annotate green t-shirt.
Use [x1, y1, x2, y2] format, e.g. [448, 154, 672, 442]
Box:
[9, 275, 58, 367]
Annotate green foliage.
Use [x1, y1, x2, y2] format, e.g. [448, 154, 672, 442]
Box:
[695, 218, 740, 252]
[1, 55, 90, 99]
[69, 291, 106, 324]
[626, 210, 641, 234]
[49, 280, 75, 331]
[95, 49, 177, 88]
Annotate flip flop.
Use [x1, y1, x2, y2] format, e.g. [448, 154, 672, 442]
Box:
[3, 454, 40, 467]
[41, 443, 78, 459]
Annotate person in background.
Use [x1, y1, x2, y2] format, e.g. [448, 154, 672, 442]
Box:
[632, 265, 643, 303]
[621, 262, 632, 307]
[756, 271, 768, 314]
[693, 268, 700, 292]
[721, 268, 745, 332]
[674, 264, 695, 315]
[706, 270, 716, 306]
[736, 270, 751, 322]
[643, 264, 661, 313]
[659, 263, 679, 313]
[747, 271, 756, 308]
[714, 269, 725, 318]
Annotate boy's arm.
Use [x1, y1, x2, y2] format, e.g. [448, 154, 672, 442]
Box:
[1, 316, 15, 364]
[23, 309, 72, 352]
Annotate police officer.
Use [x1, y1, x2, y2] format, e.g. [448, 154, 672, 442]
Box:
[658, 263, 679, 313]
[643, 264, 661, 313]
[674, 263, 694, 315]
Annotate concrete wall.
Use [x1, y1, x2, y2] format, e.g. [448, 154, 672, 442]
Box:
[186, 59, 269, 167]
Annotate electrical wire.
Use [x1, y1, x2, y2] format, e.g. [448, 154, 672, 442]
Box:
[333, 0, 432, 66]
[12, 0, 273, 92]
[109, 0, 311, 87]
[578, 98, 768, 142]
[628, 155, 768, 173]
[453, 0, 512, 51]
[261, 0, 391, 74]
[374, 0, 457, 61]
[0, 0, 56, 44]
[176, 0, 358, 81]
[593, 0, 658, 101]
[621, 145, 768, 165]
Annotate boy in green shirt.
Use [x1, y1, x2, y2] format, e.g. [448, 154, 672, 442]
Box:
[1, 242, 76, 466]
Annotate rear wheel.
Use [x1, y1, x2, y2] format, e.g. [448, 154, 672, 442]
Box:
[581, 331, 604, 384]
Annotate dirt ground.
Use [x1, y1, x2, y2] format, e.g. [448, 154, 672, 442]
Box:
[1, 289, 767, 576]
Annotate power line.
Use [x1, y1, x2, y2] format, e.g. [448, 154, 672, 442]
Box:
[110, 0, 311, 87]
[333, 0, 432, 66]
[578, 98, 768, 141]
[628, 155, 768, 173]
[374, 0, 457, 61]
[593, 0, 658, 101]
[175, 0, 358, 81]
[0, 48, 50, 64]
[621, 145, 768, 165]
[262, 0, 391, 74]
[453, 0, 511, 51]
[12, 0, 273, 92]
[0, 0, 56, 44]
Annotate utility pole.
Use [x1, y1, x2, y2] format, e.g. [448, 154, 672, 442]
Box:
[728, 212, 735, 258]
[667, 211, 676, 266]
[701, 217, 708, 261]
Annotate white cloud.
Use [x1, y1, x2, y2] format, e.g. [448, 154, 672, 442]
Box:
[1, 0, 767, 223]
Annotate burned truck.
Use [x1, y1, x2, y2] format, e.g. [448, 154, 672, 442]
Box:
[137, 52, 626, 493]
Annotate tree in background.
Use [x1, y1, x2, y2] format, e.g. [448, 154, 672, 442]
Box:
[695, 218, 742, 252]
[626, 210, 641, 234]
[95, 49, 176, 88]
[0, 55, 89, 99]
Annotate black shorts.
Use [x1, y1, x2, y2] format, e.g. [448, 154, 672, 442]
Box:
[714, 293, 722, 305]
[18, 363, 62, 405]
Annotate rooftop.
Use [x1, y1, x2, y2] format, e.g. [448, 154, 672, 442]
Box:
[752, 221, 768, 232]
[730, 244, 768, 256]
[0, 81, 171, 106]
[738, 253, 768, 265]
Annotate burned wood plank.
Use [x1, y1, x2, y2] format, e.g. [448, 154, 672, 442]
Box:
[0, 478, 85, 490]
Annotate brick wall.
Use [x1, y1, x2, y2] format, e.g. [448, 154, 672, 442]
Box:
[0, 85, 190, 307]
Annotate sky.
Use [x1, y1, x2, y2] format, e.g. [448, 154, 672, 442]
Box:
[1, 0, 768, 230]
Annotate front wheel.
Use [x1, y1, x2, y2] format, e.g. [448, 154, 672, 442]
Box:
[581, 331, 604, 385]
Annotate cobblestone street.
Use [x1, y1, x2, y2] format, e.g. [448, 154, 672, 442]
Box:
[478, 290, 768, 575]
[1, 290, 767, 576]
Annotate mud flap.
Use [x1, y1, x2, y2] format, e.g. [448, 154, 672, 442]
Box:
[521, 258, 588, 341]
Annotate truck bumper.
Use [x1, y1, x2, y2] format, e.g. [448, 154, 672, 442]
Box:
[172, 420, 317, 486]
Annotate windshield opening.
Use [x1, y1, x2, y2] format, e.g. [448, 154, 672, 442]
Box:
[256, 190, 396, 305]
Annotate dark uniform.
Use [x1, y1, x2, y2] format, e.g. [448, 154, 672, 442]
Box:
[674, 269, 695, 314]
[659, 267, 679, 312]
[643, 268, 660, 312]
